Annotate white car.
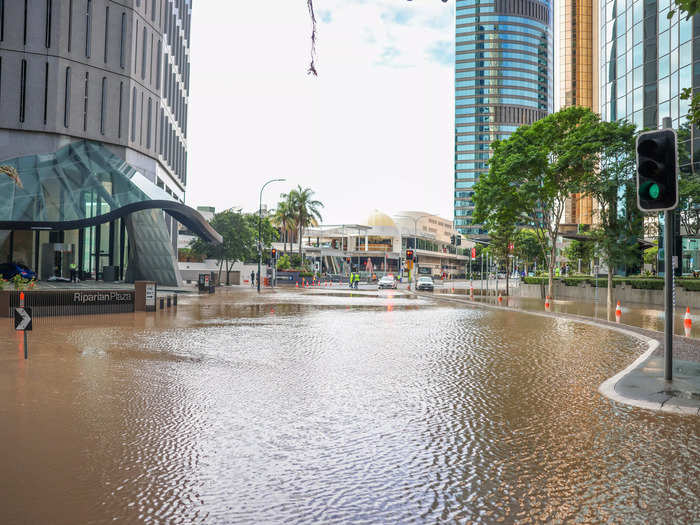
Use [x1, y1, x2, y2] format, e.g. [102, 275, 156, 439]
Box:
[378, 275, 398, 289]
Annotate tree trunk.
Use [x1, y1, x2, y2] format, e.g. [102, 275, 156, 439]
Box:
[506, 261, 509, 296]
[225, 261, 231, 286]
[299, 225, 303, 261]
[548, 247, 555, 299]
[218, 259, 223, 285]
[607, 263, 613, 307]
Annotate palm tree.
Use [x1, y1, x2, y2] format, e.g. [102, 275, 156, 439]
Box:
[273, 195, 296, 253]
[288, 186, 323, 260]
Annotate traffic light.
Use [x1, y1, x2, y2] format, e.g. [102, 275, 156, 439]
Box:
[456, 235, 462, 246]
[636, 129, 679, 212]
[406, 249, 414, 261]
[450, 235, 455, 245]
[271, 248, 277, 259]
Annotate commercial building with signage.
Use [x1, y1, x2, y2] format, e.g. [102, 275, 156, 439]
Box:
[284, 210, 472, 279]
[0, 1, 218, 285]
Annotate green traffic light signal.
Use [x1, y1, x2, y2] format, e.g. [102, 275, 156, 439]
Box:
[636, 129, 678, 211]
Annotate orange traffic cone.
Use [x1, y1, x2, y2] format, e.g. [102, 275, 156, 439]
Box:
[684, 307, 692, 337]
[498, 294, 503, 303]
[295, 282, 299, 288]
[545, 296, 551, 311]
[615, 301, 622, 323]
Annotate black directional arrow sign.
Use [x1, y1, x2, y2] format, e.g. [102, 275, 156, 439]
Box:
[14, 307, 32, 331]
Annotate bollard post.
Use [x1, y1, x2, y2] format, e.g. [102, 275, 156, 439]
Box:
[159, 297, 164, 310]
[167, 296, 172, 308]
[173, 294, 178, 307]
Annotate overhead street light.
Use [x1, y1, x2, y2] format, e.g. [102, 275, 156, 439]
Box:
[258, 178, 286, 293]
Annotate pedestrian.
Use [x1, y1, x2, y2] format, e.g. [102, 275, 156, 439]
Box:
[70, 262, 78, 282]
[250, 270, 255, 287]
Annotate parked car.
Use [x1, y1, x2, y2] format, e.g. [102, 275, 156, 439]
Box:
[378, 275, 398, 289]
[416, 276, 434, 291]
[0, 262, 37, 280]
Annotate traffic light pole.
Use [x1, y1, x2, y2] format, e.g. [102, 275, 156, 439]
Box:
[662, 116, 673, 381]
[664, 209, 673, 380]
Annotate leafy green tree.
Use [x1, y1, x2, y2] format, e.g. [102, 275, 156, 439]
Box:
[474, 106, 600, 298]
[562, 238, 595, 273]
[276, 254, 292, 271]
[514, 229, 546, 274]
[676, 123, 700, 238]
[584, 120, 642, 305]
[190, 209, 278, 285]
[643, 245, 659, 273]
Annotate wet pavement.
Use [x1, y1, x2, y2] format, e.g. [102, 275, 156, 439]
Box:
[1, 287, 699, 523]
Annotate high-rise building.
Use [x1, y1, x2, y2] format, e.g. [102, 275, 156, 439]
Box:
[599, 0, 698, 272]
[559, 0, 599, 228]
[454, 0, 554, 236]
[599, 0, 695, 132]
[0, 1, 217, 285]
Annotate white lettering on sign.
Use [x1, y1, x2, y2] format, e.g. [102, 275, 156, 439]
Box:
[145, 284, 156, 306]
[72, 292, 132, 303]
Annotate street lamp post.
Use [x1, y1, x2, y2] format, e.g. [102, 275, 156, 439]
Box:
[258, 178, 286, 293]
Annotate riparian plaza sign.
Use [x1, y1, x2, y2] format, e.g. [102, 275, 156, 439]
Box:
[73, 291, 133, 304]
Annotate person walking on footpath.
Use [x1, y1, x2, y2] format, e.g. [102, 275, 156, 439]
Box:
[70, 262, 78, 282]
[250, 270, 255, 287]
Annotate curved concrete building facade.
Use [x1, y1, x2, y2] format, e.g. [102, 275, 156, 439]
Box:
[454, 0, 553, 236]
[0, 1, 205, 286]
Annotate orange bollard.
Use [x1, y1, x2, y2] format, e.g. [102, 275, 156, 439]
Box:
[615, 301, 622, 323]
[684, 307, 692, 337]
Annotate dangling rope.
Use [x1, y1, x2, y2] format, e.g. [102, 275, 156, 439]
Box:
[0, 165, 23, 189]
[307, 0, 318, 76]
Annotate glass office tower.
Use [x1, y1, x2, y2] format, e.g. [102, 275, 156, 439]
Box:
[454, 0, 554, 236]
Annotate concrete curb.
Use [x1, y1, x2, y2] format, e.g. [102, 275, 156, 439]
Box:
[414, 291, 698, 416]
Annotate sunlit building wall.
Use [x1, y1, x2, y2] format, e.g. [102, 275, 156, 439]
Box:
[454, 0, 554, 236]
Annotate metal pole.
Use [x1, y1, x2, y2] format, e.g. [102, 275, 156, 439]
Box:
[24, 330, 27, 360]
[662, 116, 673, 381]
[664, 210, 673, 381]
[257, 178, 285, 294]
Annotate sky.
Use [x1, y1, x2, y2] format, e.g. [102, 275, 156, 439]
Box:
[186, 0, 455, 225]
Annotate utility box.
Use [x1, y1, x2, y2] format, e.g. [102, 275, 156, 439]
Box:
[135, 281, 157, 312]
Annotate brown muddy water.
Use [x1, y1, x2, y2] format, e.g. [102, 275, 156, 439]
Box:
[0, 288, 698, 524]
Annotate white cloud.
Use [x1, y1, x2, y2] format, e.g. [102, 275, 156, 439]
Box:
[187, 0, 455, 224]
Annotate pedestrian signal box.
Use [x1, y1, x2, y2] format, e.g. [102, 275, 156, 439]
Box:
[406, 249, 414, 261]
[636, 129, 678, 212]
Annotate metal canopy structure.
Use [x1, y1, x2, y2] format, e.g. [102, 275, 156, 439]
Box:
[0, 141, 221, 244]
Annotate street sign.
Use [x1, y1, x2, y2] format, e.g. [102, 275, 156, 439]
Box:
[14, 307, 32, 331]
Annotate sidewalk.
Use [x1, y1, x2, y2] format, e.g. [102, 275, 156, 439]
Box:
[419, 291, 700, 415]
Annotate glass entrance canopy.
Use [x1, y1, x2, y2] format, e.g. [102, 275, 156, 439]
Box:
[0, 140, 221, 244]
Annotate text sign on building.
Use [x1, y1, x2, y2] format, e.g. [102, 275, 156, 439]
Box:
[14, 307, 32, 331]
[145, 284, 156, 307]
[73, 291, 134, 305]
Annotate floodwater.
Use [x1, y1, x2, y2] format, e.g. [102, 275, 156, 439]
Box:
[0, 288, 698, 524]
[438, 289, 698, 337]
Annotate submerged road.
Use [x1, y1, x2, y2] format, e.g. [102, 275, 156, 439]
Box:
[0, 287, 698, 523]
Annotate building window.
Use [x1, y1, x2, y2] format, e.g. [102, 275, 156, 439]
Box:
[64, 67, 71, 127]
[67, 0, 73, 52]
[134, 20, 138, 74]
[85, 0, 92, 58]
[139, 92, 144, 144]
[100, 77, 107, 135]
[147, 97, 152, 148]
[45, 0, 52, 48]
[118, 81, 123, 138]
[149, 34, 153, 84]
[43, 62, 49, 124]
[131, 87, 137, 141]
[156, 40, 162, 90]
[103, 6, 109, 62]
[23, 0, 28, 46]
[83, 72, 89, 132]
[141, 26, 147, 79]
[19, 59, 27, 123]
[120, 13, 126, 68]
